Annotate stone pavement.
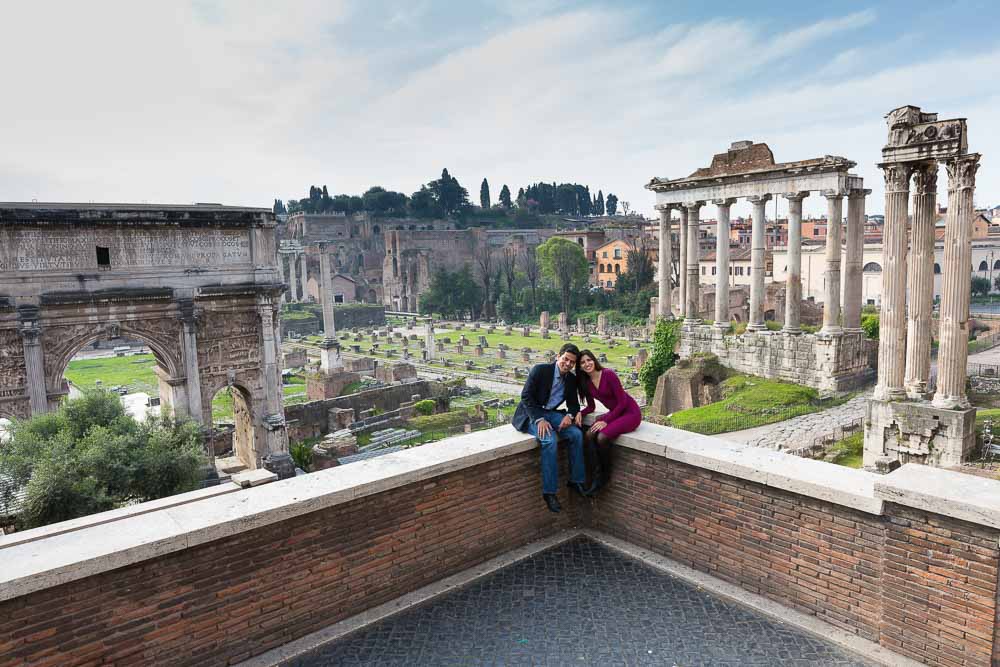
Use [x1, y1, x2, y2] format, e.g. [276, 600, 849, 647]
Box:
[284, 537, 874, 666]
[721, 391, 871, 451]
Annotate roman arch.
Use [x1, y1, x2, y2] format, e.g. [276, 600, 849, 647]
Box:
[0, 203, 291, 476]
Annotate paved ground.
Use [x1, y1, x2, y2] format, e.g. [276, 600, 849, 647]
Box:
[284, 537, 875, 667]
[721, 391, 871, 451]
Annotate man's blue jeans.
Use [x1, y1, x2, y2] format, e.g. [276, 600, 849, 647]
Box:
[527, 409, 585, 495]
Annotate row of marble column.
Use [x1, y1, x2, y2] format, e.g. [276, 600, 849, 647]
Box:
[875, 154, 981, 409]
[657, 189, 868, 335]
[278, 252, 309, 303]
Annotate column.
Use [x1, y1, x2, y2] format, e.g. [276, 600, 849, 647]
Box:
[685, 202, 702, 324]
[258, 300, 292, 478]
[678, 205, 688, 317]
[934, 154, 981, 409]
[318, 247, 343, 372]
[843, 189, 869, 332]
[713, 198, 736, 329]
[178, 299, 204, 424]
[288, 254, 299, 302]
[278, 254, 288, 304]
[657, 205, 672, 319]
[904, 165, 938, 398]
[299, 252, 308, 302]
[782, 192, 808, 334]
[820, 191, 844, 334]
[874, 163, 912, 401]
[17, 311, 48, 414]
[746, 195, 771, 330]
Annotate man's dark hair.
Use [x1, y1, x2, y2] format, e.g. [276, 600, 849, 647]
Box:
[558, 343, 580, 359]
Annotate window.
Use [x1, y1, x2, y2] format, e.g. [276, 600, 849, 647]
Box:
[606, 280, 613, 288]
[934, 263, 941, 274]
[334, 294, 345, 304]
[711, 266, 716, 276]
[813, 228, 820, 236]
[701, 266, 706, 275]
[577, 238, 584, 246]
[96, 246, 110, 267]
[599, 264, 605, 273]
[602, 251, 608, 258]
[615, 264, 621, 275]
[614, 248, 622, 259]
[995, 260, 1000, 270]
[863, 262, 882, 273]
[979, 260, 989, 271]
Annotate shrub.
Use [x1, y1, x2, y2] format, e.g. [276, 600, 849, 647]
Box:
[414, 399, 436, 416]
[861, 313, 879, 340]
[289, 441, 313, 472]
[638, 318, 682, 400]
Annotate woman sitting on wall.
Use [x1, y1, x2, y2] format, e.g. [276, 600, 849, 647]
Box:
[574, 349, 642, 495]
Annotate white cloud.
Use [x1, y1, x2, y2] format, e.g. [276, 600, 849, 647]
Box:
[0, 2, 996, 218]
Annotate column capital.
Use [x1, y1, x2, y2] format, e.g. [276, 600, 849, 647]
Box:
[711, 198, 737, 207]
[654, 203, 676, 212]
[746, 194, 772, 204]
[945, 153, 981, 191]
[821, 189, 845, 200]
[848, 188, 872, 199]
[783, 191, 809, 202]
[683, 201, 703, 211]
[911, 162, 939, 195]
[879, 162, 913, 193]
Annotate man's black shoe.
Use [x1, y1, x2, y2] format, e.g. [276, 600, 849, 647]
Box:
[543, 494, 562, 513]
[567, 481, 588, 498]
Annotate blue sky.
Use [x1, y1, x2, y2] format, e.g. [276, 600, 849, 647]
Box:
[2, 1, 998, 218]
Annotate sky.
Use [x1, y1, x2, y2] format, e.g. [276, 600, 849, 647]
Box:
[2, 0, 999, 219]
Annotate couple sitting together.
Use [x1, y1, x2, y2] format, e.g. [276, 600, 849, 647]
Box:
[511, 343, 642, 513]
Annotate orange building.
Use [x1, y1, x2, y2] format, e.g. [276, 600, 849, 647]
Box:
[594, 238, 657, 290]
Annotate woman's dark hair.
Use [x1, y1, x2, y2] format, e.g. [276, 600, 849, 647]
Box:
[576, 349, 604, 402]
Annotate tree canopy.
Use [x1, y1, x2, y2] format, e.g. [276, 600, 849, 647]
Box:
[499, 184, 512, 209]
[536, 237, 589, 315]
[0, 391, 206, 530]
[419, 265, 483, 319]
[606, 193, 619, 216]
[480, 178, 491, 209]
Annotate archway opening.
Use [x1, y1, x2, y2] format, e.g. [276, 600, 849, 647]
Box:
[61, 336, 165, 422]
[209, 384, 255, 466]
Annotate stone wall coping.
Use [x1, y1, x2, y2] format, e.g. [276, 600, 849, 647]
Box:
[0, 426, 535, 603]
[0, 480, 242, 551]
[874, 464, 1000, 530]
[616, 422, 885, 515]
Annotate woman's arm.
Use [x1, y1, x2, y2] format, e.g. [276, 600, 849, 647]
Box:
[579, 376, 596, 416]
[601, 371, 631, 423]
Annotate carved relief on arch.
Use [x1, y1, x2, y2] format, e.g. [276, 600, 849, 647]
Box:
[0, 328, 28, 399]
[41, 318, 184, 390]
[196, 307, 262, 383]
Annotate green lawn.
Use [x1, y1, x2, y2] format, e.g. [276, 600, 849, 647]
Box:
[827, 432, 863, 468]
[664, 375, 837, 435]
[64, 354, 160, 394]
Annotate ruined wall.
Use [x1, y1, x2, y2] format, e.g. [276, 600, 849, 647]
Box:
[680, 325, 873, 393]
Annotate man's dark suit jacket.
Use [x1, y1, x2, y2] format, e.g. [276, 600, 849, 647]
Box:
[511, 362, 581, 433]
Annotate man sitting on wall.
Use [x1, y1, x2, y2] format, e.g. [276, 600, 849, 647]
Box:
[511, 342, 587, 513]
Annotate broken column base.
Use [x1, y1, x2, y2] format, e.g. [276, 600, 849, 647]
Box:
[863, 398, 977, 469]
[306, 369, 361, 400]
[319, 338, 343, 373]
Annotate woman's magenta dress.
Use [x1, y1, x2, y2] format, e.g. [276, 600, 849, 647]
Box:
[579, 369, 642, 439]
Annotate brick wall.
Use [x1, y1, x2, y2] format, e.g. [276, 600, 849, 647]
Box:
[589, 446, 1000, 667]
[0, 448, 573, 667]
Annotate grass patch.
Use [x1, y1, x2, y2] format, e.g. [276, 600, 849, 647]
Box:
[339, 380, 364, 396]
[828, 432, 863, 468]
[665, 375, 832, 435]
[64, 353, 160, 395]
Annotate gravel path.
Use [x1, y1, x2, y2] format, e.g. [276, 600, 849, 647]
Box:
[720, 390, 872, 451]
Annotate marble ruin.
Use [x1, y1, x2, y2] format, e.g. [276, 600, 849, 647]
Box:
[648, 141, 872, 393]
[0, 203, 292, 476]
[864, 106, 980, 468]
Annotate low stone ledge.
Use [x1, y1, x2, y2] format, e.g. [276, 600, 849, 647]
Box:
[0, 426, 536, 603]
[0, 481, 242, 550]
[231, 469, 279, 488]
[617, 422, 884, 515]
[875, 464, 1000, 531]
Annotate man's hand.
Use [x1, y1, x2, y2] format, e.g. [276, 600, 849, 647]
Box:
[559, 414, 573, 431]
[536, 419, 552, 440]
[574, 412, 583, 428]
[588, 420, 607, 434]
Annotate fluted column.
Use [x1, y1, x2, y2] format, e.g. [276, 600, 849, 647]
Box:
[821, 191, 844, 335]
[905, 164, 938, 398]
[747, 195, 771, 330]
[874, 163, 912, 401]
[783, 192, 808, 334]
[678, 205, 688, 317]
[178, 299, 204, 425]
[843, 189, 868, 332]
[299, 252, 308, 302]
[288, 254, 299, 302]
[685, 202, 702, 324]
[279, 254, 288, 304]
[713, 198, 735, 329]
[657, 205, 672, 318]
[934, 154, 981, 409]
[319, 246, 343, 372]
[17, 312, 48, 414]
